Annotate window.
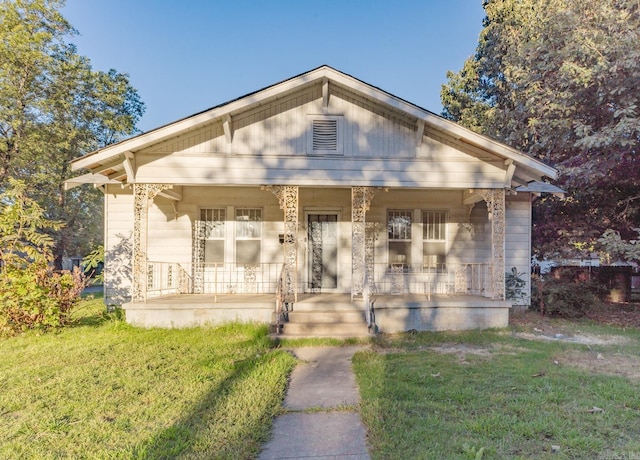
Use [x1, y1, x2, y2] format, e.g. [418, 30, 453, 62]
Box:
[422, 211, 447, 268]
[388, 210, 412, 265]
[235, 208, 262, 265]
[201, 208, 225, 263]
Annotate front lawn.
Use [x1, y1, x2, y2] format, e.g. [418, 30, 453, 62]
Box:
[354, 322, 640, 459]
[0, 298, 296, 459]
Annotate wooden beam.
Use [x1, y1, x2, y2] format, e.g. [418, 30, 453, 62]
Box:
[322, 77, 329, 108]
[463, 190, 485, 205]
[94, 157, 123, 175]
[504, 159, 516, 188]
[123, 151, 136, 183]
[416, 120, 425, 146]
[107, 169, 126, 181]
[223, 114, 233, 144]
[158, 188, 182, 201]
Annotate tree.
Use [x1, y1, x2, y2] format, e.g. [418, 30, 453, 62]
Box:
[0, 0, 144, 267]
[441, 0, 640, 258]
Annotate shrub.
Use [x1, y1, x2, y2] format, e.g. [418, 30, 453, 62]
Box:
[531, 276, 602, 318]
[505, 267, 527, 303]
[0, 179, 86, 335]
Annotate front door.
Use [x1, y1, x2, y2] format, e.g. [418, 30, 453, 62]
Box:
[307, 214, 338, 291]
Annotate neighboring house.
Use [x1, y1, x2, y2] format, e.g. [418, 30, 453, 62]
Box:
[66, 66, 562, 334]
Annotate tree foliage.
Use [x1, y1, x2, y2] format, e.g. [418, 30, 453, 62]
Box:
[441, 0, 640, 257]
[0, 179, 84, 335]
[0, 0, 145, 267]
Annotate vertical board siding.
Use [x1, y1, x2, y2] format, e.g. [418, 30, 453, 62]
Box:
[505, 196, 532, 305]
[140, 83, 422, 160]
[104, 187, 134, 306]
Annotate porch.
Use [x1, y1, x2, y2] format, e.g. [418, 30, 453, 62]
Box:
[124, 262, 511, 333]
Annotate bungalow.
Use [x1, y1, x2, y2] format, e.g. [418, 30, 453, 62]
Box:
[66, 66, 562, 335]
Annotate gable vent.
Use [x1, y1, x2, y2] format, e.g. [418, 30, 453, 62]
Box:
[312, 119, 338, 150]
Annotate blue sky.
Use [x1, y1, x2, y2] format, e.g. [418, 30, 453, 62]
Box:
[62, 1, 485, 133]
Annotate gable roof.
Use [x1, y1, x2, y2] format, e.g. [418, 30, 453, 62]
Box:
[70, 65, 558, 186]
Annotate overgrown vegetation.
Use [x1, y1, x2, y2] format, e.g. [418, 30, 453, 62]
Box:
[531, 275, 603, 318]
[0, 299, 296, 459]
[442, 0, 640, 258]
[355, 326, 640, 459]
[0, 179, 85, 335]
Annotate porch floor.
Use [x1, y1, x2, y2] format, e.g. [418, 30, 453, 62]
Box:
[132, 292, 505, 309]
[123, 292, 511, 332]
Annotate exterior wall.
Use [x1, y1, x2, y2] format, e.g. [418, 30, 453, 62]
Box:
[104, 186, 134, 306]
[375, 303, 511, 332]
[505, 193, 532, 305]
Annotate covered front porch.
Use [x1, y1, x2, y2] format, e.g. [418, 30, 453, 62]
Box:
[121, 183, 512, 334]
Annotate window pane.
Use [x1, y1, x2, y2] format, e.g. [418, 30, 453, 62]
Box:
[205, 240, 224, 263]
[423, 211, 446, 241]
[388, 210, 412, 240]
[389, 242, 411, 265]
[236, 208, 262, 238]
[201, 208, 225, 239]
[236, 240, 261, 265]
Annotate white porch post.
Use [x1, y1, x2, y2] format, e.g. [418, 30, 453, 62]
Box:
[351, 186, 376, 300]
[132, 183, 173, 302]
[266, 185, 299, 302]
[478, 189, 506, 300]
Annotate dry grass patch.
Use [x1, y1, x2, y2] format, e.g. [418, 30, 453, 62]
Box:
[556, 349, 640, 381]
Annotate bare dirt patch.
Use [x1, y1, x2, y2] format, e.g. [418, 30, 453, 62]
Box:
[429, 343, 525, 364]
[511, 331, 630, 346]
[555, 349, 640, 381]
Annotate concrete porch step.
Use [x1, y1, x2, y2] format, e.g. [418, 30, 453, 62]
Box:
[287, 310, 365, 323]
[281, 309, 370, 337]
[281, 322, 370, 337]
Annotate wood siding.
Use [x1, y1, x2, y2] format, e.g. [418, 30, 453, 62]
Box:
[134, 84, 507, 188]
[104, 187, 134, 306]
[505, 194, 532, 305]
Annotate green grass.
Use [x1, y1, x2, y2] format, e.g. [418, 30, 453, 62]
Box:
[354, 325, 640, 459]
[0, 298, 296, 459]
[5, 298, 640, 459]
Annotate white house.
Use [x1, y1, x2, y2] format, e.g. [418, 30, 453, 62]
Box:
[67, 66, 562, 335]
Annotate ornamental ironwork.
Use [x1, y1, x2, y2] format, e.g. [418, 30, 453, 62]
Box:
[475, 189, 506, 300]
[192, 220, 206, 294]
[132, 183, 173, 302]
[265, 185, 298, 302]
[351, 186, 376, 298]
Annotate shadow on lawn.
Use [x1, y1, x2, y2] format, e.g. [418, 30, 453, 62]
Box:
[133, 333, 291, 459]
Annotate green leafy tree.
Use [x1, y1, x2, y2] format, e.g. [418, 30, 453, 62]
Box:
[441, 0, 640, 257]
[0, 0, 144, 267]
[0, 179, 84, 335]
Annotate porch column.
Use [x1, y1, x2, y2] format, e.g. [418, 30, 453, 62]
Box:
[478, 189, 506, 300]
[352, 186, 376, 299]
[132, 183, 173, 302]
[266, 185, 298, 302]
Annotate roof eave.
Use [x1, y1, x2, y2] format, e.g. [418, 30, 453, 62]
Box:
[72, 65, 558, 182]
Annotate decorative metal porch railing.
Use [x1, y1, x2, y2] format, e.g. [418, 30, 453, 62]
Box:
[369, 263, 492, 298]
[147, 262, 283, 301]
[146, 261, 494, 300]
[146, 262, 192, 298]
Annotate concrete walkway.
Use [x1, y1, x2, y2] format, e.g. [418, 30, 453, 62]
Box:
[258, 346, 371, 460]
